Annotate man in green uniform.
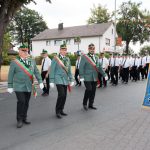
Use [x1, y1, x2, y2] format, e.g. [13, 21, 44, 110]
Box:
[79, 43, 108, 110]
[7, 44, 44, 128]
[49, 43, 74, 119]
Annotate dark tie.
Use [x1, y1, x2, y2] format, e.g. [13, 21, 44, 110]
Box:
[41, 58, 45, 71]
[114, 58, 116, 66]
[134, 59, 135, 66]
[102, 58, 103, 65]
[123, 59, 126, 67]
[77, 60, 79, 69]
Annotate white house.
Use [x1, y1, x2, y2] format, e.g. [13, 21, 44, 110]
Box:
[31, 22, 117, 57]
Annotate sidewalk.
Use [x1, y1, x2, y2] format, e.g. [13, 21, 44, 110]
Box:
[0, 81, 7, 93]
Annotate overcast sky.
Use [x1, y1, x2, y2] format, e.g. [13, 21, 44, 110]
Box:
[27, 0, 150, 52]
[27, 0, 149, 28]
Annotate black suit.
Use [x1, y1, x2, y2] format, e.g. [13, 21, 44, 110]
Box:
[15, 92, 31, 121]
[56, 85, 67, 114]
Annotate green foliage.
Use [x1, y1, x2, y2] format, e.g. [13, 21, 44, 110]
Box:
[116, 0, 150, 54]
[139, 45, 150, 56]
[87, 4, 111, 24]
[8, 7, 48, 48]
[35, 53, 77, 66]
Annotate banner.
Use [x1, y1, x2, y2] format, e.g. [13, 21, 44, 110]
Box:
[142, 64, 150, 108]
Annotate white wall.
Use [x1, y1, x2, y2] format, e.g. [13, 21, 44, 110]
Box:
[32, 36, 104, 57]
[32, 24, 115, 56]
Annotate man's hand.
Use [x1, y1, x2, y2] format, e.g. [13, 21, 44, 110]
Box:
[104, 76, 108, 81]
[7, 88, 14, 94]
[70, 81, 74, 86]
[80, 78, 84, 82]
[50, 83, 55, 88]
[39, 83, 44, 89]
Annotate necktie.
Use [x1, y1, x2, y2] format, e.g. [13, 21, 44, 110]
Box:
[141, 58, 142, 65]
[134, 59, 135, 66]
[77, 60, 79, 69]
[102, 58, 103, 65]
[41, 58, 45, 71]
[123, 59, 126, 67]
[114, 58, 116, 66]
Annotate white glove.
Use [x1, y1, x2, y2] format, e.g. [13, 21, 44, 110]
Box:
[39, 83, 44, 89]
[70, 81, 74, 87]
[104, 76, 108, 81]
[80, 78, 84, 82]
[50, 83, 55, 88]
[7, 88, 14, 94]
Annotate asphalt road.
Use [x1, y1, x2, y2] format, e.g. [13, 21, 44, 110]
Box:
[0, 80, 149, 150]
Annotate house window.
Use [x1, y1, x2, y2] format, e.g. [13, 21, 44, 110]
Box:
[105, 38, 110, 46]
[66, 38, 71, 45]
[46, 40, 51, 46]
[54, 40, 62, 46]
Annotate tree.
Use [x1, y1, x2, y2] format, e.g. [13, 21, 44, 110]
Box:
[139, 45, 150, 56]
[116, 1, 150, 54]
[74, 36, 81, 50]
[87, 4, 111, 24]
[8, 7, 48, 50]
[0, 0, 51, 61]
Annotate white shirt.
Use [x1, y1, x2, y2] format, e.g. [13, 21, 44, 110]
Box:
[99, 57, 108, 69]
[131, 58, 139, 67]
[41, 56, 51, 71]
[75, 57, 81, 69]
[110, 57, 120, 67]
[121, 58, 131, 68]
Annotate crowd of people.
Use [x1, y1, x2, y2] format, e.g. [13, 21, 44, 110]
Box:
[7, 43, 149, 128]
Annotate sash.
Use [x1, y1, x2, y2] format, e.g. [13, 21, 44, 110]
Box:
[13, 59, 37, 98]
[54, 56, 71, 92]
[82, 53, 100, 84]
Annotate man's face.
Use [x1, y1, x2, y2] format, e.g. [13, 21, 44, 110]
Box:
[60, 48, 67, 56]
[19, 48, 29, 58]
[88, 45, 95, 54]
[42, 53, 48, 58]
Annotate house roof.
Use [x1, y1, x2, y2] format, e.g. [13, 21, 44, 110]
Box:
[32, 22, 113, 41]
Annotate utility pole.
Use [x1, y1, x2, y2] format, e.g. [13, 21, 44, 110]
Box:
[114, 0, 117, 53]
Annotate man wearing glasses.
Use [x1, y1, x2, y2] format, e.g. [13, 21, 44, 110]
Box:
[79, 43, 108, 110]
[7, 44, 44, 128]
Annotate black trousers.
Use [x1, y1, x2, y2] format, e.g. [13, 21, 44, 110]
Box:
[83, 81, 97, 107]
[111, 66, 119, 85]
[41, 71, 50, 94]
[131, 66, 138, 81]
[74, 69, 80, 84]
[122, 67, 129, 82]
[15, 92, 31, 121]
[56, 85, 67, 114]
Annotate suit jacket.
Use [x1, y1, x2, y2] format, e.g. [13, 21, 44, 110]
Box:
[79, 54, 106, 81]
[8, 57, 42, 92]
[49, 55, 73, 85]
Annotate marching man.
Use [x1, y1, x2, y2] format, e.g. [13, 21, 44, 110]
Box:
[79, 43, 108, 110]
[7, 44, 44, 128]
[49, 43, 74, 119]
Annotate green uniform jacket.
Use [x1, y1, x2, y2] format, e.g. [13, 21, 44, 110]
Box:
[79, 54, 106, 81]
[49, 56, 73, 85]
[8, 57, 42, 92]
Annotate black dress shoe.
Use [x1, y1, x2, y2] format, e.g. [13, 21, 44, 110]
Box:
[83, 105, 88, 111]
[60, 111, 68, 116]
[17, 120, 23, 128]
[56, 113, 62, 119]
[88, 106, 97, 110]
[23, 120, 31, 124]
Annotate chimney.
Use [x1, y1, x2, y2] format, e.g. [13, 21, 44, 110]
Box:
[58, 23, 63, 30]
